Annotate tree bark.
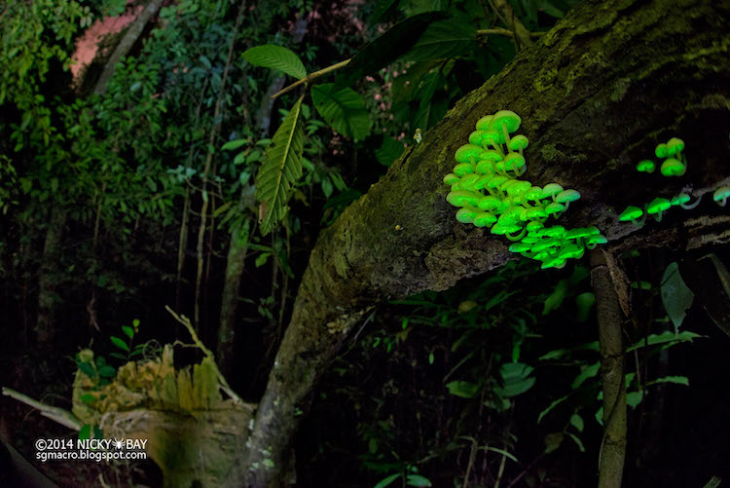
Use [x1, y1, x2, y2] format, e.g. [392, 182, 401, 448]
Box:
[92, 0, 165, 96]
[227, 0, 730, 485]
[35, 205, 66, 345]
[590, 249, 627, 488]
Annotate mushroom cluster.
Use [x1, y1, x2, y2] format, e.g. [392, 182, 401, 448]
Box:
[444, 110, 607, 269]
[619, 137, 727, 225]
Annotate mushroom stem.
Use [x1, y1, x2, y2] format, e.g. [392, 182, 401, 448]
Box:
[654, 212, 663, 222]
[505, 226, 527, 242]
[680, 193, 703, 210]
[631, 214, 647, 227]
[501, 125, 512, 152]
[488, 140, 505, 159]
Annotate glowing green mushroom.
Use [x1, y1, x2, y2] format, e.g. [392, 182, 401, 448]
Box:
[458, 174, 480, 191]
[655, 143, 668, 159]
[660, 158, 686, 177]
[618, 205, 643, 224]
[447, 190, 480, 207]
[541, 183, 564, 201]
[555, 189, 581, 214]
[475, 115, 493, 131]
[504, 153, 526, 176]
[455, 144, 484, 164]
[545, 202, 565, 216]
[646, 197, 672, 221]
[636, 160, 656, 173]
[714, 186, 730, 207]
[443, 173, 459, 185]
[671, 192, 702, 210]
[468, 131, 486, 146]
[508, 134, 529, 156]
[456, 207, 478, 224]
[473, 211, 498, 228]
[489, 110, 521, 149]
[453, 163, 475, 176]
[666, 137, 685, 157]
[586, 234, 608, 249]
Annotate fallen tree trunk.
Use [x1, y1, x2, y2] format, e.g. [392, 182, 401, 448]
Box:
[228, 0, 730, 485]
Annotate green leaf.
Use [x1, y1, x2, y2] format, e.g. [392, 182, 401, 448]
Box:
[122, 326, 134, 339]
[98, 365, 116, 378]
[647, 375, 689, 387]
[571, 362, 599, 390]
[626, 330, 701, 353]
[77, 361, 95, 378]
[256, 96, 305, 235]
[626, 391, 644, 408]
[222, 139, 247, 151]
[661, 262, 694, 330]
[403, 19, 477, 61]
[495, 362, 535, 398]
[311, 84, 371, 140]
[566, 432, 585, 452]
[483, 446, 518, 462]
[255, 253, 270, 268]
[543, 279, 569, 315]
[79, 424, 91, 440]
[544, 432, 564, 453]
[570, 413, 584, 432]
[242, 45, 306, 80]
[575, 292, 595, 322]
[374, 474, 400, 488]
[538, 393, 571, 423]
[371, 0, 400, 23]
[406, 474, 432, 487]
[80, 394, 96, 404]
[446, 380, 480, 398]
[375, 137, 404, 167]
[333, 11, 447, 91]
[111, 336, 130, 352]
[110, 352, 127, 360]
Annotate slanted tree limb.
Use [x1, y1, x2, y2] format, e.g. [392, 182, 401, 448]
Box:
[227, 0, 730, 485]
[590, 249, 627, 488]
[2, 388, 82, 431]
[92, 0, 165, 96]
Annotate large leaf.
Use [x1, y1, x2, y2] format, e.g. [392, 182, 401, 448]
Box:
[661, 262, 694, 331]
[375, 136, 405, 167]
[256, 96, 305, 235]
[495, 362, 536, 398]
[333, 11, 447, 91]
[402, 19, 477, 61]
[311, 84, 371, 140]
[446, 380, 480, 398]
[242, 45, 307, 80]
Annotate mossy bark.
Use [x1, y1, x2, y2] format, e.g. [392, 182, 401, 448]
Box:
[228, 0, 730, 485]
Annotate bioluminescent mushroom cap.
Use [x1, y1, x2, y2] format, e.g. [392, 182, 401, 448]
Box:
[556, 189, 581, 204]
[671, 194, 691, 206]
[509, 134, 529, 152]
[453, 163, 474, 176]
[480, 150, 503, 162]
[487, 175, 509, 189]
[456, 207, 479, 224]
[509, 242, 532, 253]
[475, 115, 493, 131]
[618, 206, 643, 222]
[545, 202, 565, 215]
[447, 190, 480, 207]
[526, 221, 544, 232]
[473, 211, 498, 227]
[524, 186, 543, 201]
[666, 137, 685, 156]
[472, 175, 493, 190]
[647, 197, 671, 216]
[458, 174, 480, 190]
[559, 244, 585, 260]
[586, 234, 608, 249]
[455, 144, 484, 163]
[475, 160, 495, 175]
[636, 160, 656, 173]
[564, 227, 593, 240]
[660, 158, 685, 176]
[542, 225, 566, 237]
[478, 195, 502, 211]
[489, 110, 522, 134]
[504, 153, 526, 172]
[714, 186, 730, 207]
[481, 129, 504, 147]
[542, 256, 567, 269]
[506, 180, 532, 197]
[443, 173, 459, 185]
[655, 143, 669, 159]
[468, 130, 486, 145]
[541, 183, 564, 200]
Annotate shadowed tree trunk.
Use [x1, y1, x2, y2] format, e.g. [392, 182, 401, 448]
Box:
[35, 205, 67, 345]
[225, 0, 730, 485]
